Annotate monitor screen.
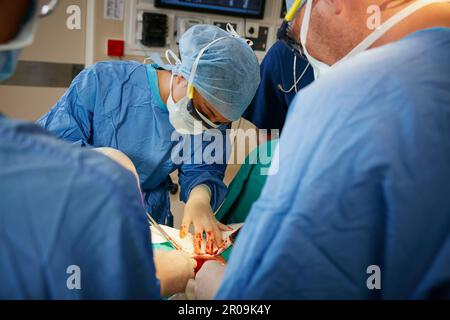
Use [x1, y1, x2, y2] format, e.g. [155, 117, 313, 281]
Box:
[154, 0, 266, 19]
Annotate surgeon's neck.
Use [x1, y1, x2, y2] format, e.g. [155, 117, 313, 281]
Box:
[157, 69, 171, 106]
[371, 2, 450, 49]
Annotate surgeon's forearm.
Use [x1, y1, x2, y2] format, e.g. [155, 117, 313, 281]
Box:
[154, 250, 196, 297]
[157, 271, 171, 297]
[154, 257, 175, 297]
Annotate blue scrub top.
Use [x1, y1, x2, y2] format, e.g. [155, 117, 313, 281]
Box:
[38, 61, 228, 224]
[217, 28, 450, 299]
[0, 116, 160, 299]
[243, 40, 314, 131]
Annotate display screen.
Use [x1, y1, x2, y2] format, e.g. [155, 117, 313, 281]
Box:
[155, 0, 266, 19]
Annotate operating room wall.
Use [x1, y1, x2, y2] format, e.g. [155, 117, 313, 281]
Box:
[0, 0, 140, 121]
[93, 0, 142, 63]
[0, 0, 283, 120]
[0, 0, 87, 121]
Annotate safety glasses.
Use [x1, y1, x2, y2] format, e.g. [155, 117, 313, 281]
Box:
[186, 99, 221, 130]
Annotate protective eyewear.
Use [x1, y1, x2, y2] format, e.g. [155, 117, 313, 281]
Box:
[186, 87, 221, 130]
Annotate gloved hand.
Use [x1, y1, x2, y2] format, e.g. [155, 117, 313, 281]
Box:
[181, 185, 232, 255]
[153, 250, 197, 297]
[185, 261, 226, 300]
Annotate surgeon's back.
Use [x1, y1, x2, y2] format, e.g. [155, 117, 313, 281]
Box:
[218, 27, 450, 299]
[0, 116, 159, 299]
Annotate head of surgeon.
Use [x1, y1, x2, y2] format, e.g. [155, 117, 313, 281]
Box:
[285, 0, 450, 78]
[160, 24, 260, 135]
[0, 1, 59, 81]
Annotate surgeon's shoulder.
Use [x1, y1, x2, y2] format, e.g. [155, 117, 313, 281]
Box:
[2, 118, 143, 217]
[264, 41, 294, 65]
[65, 145, 142, 212]
[267, 41, 288, 57]
[293, 46, 413, 125]
[88, 60, 143, 72]
[76, 60, 147, 85]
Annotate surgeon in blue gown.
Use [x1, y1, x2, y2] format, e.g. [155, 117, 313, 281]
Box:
[1, 0, 197, 299]
[0, 119, 162, 299]
[38, 25, 260, 254]
[39, 60, 214, 226]
[194, 0, 450, 300]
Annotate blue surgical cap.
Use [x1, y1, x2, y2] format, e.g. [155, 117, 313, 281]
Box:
[167, 24, 260, 122]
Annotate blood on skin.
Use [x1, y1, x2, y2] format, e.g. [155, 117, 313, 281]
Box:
[194, 255, 226, 274]
[206, 231, 214, 254]
[179, 225, 187, 238]
[195, 233, 202, 254]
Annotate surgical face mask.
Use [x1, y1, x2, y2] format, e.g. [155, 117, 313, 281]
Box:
[300, 0, 448, 80]
[300, 0, 331, 80]
[0, 3, 38, 82]
[0, 50, 21, 81]
[167, 74, 204, 135]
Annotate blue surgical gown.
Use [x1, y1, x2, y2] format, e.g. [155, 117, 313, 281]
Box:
[38, 62, 228, 224]
[243, 41, 314, 131]
[0, 116, 160, 299]
[217, 28, 450, 299]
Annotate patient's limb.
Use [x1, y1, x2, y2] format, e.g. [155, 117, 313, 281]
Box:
[94, 148, 197, 296]
[186, 260, 226, 300]
[94, 148, 140, 186]
[154, 250, 197, 297]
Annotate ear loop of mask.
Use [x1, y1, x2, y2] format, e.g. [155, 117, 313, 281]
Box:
[343, 0, 450, 61]
[165, 49, 182, 67]
[299, 0, 449, 71]
[300, 0, 316, 62]
[142, 51, 160, 65]
[226, 23, 254, 47]
[143, 49, 181, 67]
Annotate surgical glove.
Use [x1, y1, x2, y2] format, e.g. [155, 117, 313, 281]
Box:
[153, 250, 197, 297]
[181, 185, 231, 255]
